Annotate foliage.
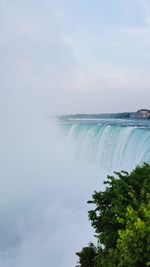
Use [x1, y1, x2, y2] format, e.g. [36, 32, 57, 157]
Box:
[76, 163, 150, 267]
[76, 243, 97, 267]
[116, 203, 150, 267]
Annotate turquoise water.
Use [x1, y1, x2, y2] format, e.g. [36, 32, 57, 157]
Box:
[59, 118, 150, 171]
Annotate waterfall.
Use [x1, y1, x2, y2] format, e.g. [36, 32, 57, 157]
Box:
[61, 122, 150, 172]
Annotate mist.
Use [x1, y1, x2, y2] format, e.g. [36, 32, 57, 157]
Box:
[0, 1, 102, 262]
[1, 0, 150, 266]
[0, 94, 106, 267]
[0, 55, 105, 266]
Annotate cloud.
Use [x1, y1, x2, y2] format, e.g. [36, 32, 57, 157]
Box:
[0, 0, 150, 113]
[0, 0, 79, 115]
[138, 0, 150, 25]
[68, 63, 150, 93]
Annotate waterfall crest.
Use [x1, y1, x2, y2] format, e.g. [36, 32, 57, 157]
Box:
[62, 122, 150, 171]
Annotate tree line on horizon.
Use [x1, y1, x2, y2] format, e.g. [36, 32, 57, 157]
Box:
[58, 109, 150, 120]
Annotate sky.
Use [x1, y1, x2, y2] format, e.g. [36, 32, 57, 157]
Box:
[0, 1, 150, 266]
[1, 0, 150, 115]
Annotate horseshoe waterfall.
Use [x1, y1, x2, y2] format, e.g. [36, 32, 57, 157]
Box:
[59, 118, 150, 172]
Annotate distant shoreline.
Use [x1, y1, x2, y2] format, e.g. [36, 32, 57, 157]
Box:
[57, 109, 150, 120]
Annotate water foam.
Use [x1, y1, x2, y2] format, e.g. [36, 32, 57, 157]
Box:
[63, 123, 150, 171]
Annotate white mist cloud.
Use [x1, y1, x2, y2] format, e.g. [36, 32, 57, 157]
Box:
[0, 116, 103, 267]
[0, 2, 102, 265]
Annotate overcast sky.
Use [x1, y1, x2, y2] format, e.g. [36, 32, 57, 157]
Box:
[1, 0, 150, 115]
[0, 2, 150, 266]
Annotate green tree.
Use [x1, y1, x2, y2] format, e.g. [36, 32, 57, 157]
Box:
[88, 163, 150, 249]
[116, 202, 150, 267]
[76, 163, 150, 267]
[76, 243, 97, 267]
